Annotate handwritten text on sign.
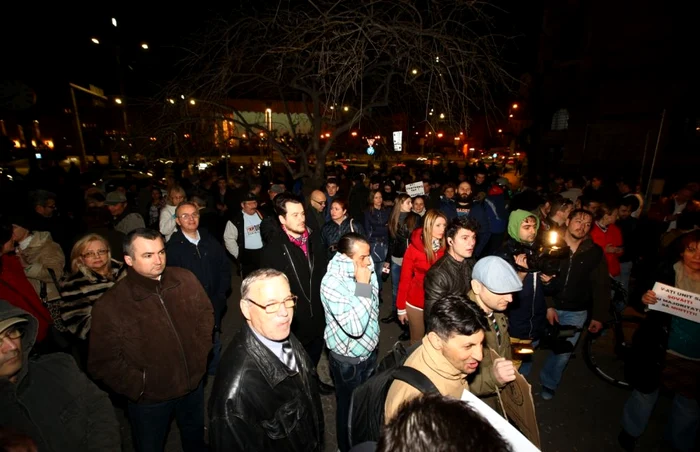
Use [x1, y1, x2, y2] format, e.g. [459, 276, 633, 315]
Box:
[649, 282, 700, 324]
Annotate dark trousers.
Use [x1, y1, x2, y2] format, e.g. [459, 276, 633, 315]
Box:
[127, 381, 207, 452]
[240, 248, 262, 278]
[302, 335, 325, 367]
[329, 349, 378, 452]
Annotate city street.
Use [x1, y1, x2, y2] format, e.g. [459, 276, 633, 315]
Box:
[115, 273, 674, 452]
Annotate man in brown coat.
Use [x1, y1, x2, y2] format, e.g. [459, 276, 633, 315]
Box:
[384, 294, 489, 422]
[88, 228, 214, 452]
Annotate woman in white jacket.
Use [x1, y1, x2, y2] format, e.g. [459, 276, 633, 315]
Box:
[159, 185, 186, 241]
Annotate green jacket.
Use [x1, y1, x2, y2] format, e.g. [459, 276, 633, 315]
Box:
[467, 291, 512, 411]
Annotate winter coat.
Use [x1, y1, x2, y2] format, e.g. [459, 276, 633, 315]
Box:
[0, 301, 121, 451]
[396, 228, 445, 313]
[88, 267, 214, 403]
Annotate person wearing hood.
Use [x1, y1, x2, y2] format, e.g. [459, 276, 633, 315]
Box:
[495, 209, 553, 377]
[0, 300, 121, 451]
[320, 232, 379, 452]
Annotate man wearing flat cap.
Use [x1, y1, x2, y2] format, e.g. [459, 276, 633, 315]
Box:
[105, 190, 145, 235]
[466, 255, 523, 412]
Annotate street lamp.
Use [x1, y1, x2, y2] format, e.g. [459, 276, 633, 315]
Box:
[141, 43, 149, 50]
[91, 37, 100, 44]
[497, 128, 503, 133]
[411, 69, 418, 75]
[343, 106, 349, 112]
[512, 103, 519, 109]
[111, 18, 117, 27]
[189, 99, 196, 105]
[115, 98, 123, 104]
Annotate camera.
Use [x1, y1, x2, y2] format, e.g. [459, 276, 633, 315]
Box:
[539, 322, 582, 354]
[511, 230, 569, 276]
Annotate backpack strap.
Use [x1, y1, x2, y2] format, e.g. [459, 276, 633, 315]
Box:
[392, 366, 439, 394]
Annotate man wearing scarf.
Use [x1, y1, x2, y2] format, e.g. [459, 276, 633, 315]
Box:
[260, 193, 335, 394]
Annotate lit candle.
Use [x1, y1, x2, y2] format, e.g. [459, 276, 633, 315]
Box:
[549, 231, 558, 245]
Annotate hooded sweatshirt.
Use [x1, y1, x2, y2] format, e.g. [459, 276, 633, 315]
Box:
[495, 210, 548, 340]
[0, 301, 120, 451]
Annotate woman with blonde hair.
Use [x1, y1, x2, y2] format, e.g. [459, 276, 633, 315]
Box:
[48, 233, 126, 342]
[395, 209, 447, 343]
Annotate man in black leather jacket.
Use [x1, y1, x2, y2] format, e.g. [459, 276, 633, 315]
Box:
[209, 268, 324, 451]
[423, 216, 478, 324]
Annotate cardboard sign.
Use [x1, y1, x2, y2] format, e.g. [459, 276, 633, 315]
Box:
[487, 348, 541, 449]
[501, 372, 541, 449]
[649, 282, 700, 323]
[405, 181, 425, 197]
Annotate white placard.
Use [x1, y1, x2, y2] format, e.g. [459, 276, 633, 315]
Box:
[649, 282, 700, 323]
[393, 131, 403, 152]
[461, 389, 540, 452]
[405, 181, 425, 197]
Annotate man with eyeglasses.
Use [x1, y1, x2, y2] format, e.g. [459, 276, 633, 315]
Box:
[166, 201, 231, 375]
[209, 268, 324, 452]
[88, 228, 214, 452]
[306, 190, 327, 233]
[0, 300, 121, 450]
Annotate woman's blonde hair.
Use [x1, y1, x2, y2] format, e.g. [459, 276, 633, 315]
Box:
[167, 185, 186, 206]
[421, 209, 447, 264]
[70, 233, 112, 274]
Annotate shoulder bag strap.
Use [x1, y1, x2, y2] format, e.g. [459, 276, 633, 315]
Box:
[393, 366, 439, 393]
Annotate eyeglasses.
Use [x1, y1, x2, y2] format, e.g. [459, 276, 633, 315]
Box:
[82, 249, 109, 259]
[244, 295, 297, 314]
[0, 328, 23, 347]
[312, 199, 327, 206]
[178, 213, 200, 220]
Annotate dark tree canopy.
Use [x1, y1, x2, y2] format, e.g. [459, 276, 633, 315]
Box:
[162, 0, 515, 181]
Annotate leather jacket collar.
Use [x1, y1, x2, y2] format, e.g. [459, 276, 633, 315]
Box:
[126, 267, 182, 301]
[242, 323, 298, 388]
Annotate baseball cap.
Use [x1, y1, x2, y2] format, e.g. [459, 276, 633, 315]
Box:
[472, 256, 523, 294]
[105, 191, 127, 205]
[0, 316, 27, 334]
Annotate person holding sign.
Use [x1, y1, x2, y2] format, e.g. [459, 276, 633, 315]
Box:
[619, 230, 700, 452]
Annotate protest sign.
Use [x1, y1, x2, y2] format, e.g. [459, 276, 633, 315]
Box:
[649, 282, 700, 323]
[405, 181, 424, 197]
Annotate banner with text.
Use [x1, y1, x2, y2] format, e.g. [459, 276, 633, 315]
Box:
[649, 282, 700, 323]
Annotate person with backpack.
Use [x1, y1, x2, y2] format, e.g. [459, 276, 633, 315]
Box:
[320, 233, 380, 452]
[384, 294, 489, 422]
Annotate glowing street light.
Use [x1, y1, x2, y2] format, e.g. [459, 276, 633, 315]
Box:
[351, 131, 358, 137]
[497, 128, 503, 133]
[91, 37, 100, 44]
[343, 106, 349, 112]
[141, 43, 149, 50]
[439, 113, 445, 119]
[411, 69, 418, 75]
[189, 99, 196, 105]
[167, 98, 175, 104]
[114, 98, 123, 105]
[509, 114, 514, 118]
[512, 103, 519, 109]
[111, 18, 117, 27]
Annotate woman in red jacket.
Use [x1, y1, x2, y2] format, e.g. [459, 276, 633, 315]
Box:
[590, 202, 623, 278]
[396, 209, 447, 343]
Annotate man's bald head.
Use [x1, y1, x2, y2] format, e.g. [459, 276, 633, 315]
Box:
[309, 190, 327, 213]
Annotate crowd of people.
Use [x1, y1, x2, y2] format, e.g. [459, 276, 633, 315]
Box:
[0, 160, 698, 451]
